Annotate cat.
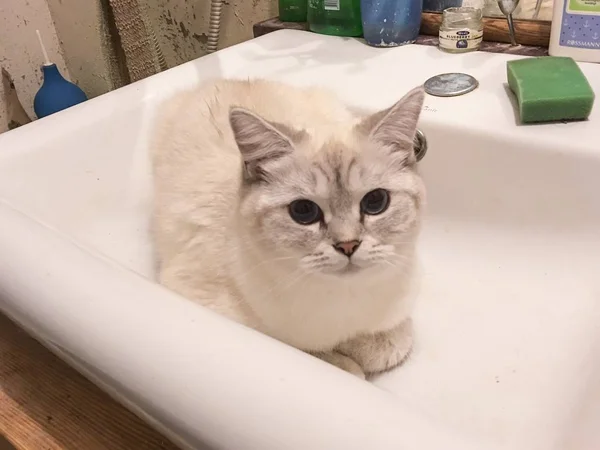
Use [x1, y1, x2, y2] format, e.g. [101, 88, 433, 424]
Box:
[151, 79, 425, 379]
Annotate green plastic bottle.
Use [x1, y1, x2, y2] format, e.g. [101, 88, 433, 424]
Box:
[279, 0, 308, 22]
[308, 0, 362, 37]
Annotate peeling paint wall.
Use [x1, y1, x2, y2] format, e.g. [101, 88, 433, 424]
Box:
[0, 0, 120, 133]
[146, 0, 278, 68]
[46, 0, 122, 98]
[0, 0, 69, 123]
[0, 0, 278, 133]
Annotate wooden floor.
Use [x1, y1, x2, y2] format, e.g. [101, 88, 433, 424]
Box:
[0, 313, 180, 450]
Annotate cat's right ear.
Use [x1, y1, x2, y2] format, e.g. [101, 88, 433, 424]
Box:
[229, 107, 299, 182]
[356, 86, 425, 164]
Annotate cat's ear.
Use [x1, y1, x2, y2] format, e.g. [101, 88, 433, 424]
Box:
[229, 107, 301, 182]
[358, 86, 425, 162]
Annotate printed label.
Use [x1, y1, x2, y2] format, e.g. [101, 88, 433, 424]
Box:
[324, 0, 340, 10]
[567, 0, 600, 14]
[439, 29, 483, 50]
[560, 0, 600, 48]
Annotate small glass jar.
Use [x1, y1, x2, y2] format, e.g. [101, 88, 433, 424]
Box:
[439, 7, 483, 53]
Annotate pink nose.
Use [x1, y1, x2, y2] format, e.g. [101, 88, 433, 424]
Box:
[333, 240, 361, 257]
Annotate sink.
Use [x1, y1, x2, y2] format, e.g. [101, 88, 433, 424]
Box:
[0, 30, 599, 450]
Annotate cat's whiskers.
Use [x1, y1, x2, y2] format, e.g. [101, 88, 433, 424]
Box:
[305, 262, 335, 273]
[386, 256, 411, 271]
[236, 254, 298, 280]
[260, 267, 307, 297]
[381, 259, 400, 270]
[277, 270, 309, 294]
[229, 235, 276, 253]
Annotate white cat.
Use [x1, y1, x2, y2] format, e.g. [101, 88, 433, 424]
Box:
[151, 79, 425, 378]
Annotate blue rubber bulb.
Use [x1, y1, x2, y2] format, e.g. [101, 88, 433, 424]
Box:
[33, 64, 88, 118]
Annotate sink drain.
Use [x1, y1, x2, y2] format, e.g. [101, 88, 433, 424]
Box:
[424, 73, 479, 97]
[414, 129, 427, 162]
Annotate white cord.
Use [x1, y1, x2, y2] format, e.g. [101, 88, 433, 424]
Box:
[36, 29, 52, 66]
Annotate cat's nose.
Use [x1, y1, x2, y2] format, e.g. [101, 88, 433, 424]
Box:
[333, 240, 361, 257]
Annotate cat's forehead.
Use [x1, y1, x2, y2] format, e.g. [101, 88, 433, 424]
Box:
[306, 138, 418, 201]
[273, 137, 415, 203]
[311, 141, 362, 198]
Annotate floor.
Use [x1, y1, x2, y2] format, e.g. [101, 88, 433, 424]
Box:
[0, 313, 179, 450]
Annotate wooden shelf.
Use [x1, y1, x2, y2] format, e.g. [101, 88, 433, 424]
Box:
[0, 314, 179, 450]
[421, 12, 551, 47]
[254, 16, 550, 53]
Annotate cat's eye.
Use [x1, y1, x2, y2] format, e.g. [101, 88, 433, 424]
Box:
[361, 189, 390, 215]
[289, 200, 322, 225]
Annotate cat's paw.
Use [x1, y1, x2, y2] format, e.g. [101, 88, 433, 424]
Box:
[337, 319, 413, 374]
[312, 350, 366, 379]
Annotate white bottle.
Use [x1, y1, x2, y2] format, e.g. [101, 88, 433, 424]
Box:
[549, 0, 600, 63]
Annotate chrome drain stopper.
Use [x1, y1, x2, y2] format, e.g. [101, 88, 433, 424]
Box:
[424, 73, 479, 97]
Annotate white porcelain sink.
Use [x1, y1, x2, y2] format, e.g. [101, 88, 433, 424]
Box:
[0, 30, 599, 450]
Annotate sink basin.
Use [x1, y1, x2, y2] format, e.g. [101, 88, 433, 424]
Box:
[0, 30, 599, 450]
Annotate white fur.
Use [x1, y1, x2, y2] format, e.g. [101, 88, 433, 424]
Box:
[151, 79, 424, 376]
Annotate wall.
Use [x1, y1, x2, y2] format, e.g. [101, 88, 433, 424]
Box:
[46, 0, 123, 98]
[0, 0, 69, 123]
[0, 0, 278, 133]
[0, 0, 121, 133]
[147, 0, 278, 68]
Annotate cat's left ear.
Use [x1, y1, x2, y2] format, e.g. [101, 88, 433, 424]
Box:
[357, 86, 425, 162]
[230, 107, 303, 182]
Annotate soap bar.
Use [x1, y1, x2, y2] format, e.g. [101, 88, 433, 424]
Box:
[507, 57, 595, 123]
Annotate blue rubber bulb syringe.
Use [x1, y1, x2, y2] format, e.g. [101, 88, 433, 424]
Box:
[33, 30, 88, 119]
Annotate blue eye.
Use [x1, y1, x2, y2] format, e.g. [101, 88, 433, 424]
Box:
[361, 189, 390, 215]
[289, 200, 322, 225]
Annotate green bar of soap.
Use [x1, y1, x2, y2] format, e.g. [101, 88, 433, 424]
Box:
[507, 57, 595, 123]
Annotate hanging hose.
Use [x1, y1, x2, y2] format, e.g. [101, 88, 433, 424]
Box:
[206, 0, 223, 53]
[532, 0, 543, 19]
[141, 0, 168, 70]
[151, 26, 168, 71]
